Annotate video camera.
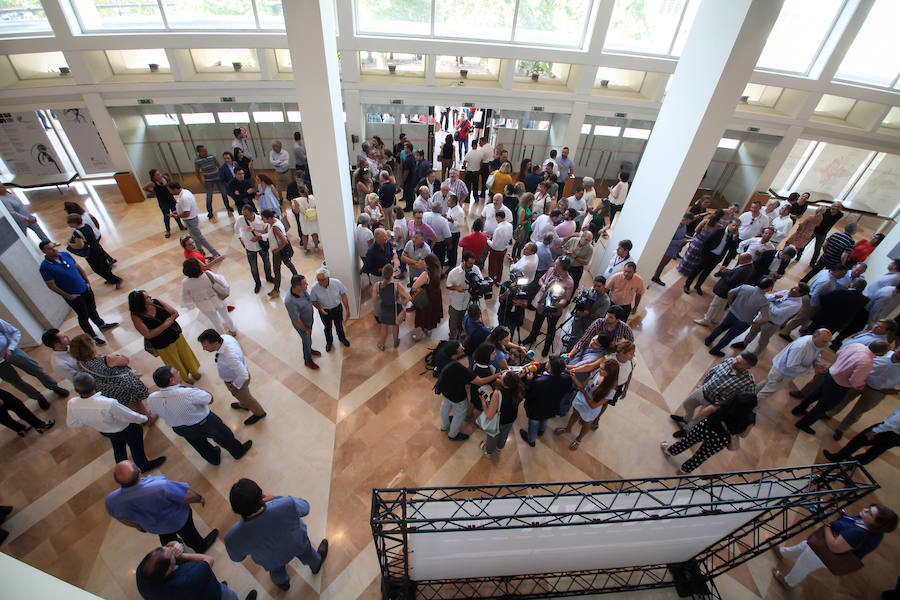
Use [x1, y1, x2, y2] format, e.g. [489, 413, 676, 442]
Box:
[466, 268, 494, 301]
[572, 288, 594, 313]
[500, 269, 529, 301]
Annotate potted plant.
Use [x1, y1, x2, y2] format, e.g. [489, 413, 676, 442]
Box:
[232, 62, 242, 72]
[530, 68, 540, 81]
[148, 63, 159, 72]
[460, 68, 468, 78]
[388, 64, 397, 74]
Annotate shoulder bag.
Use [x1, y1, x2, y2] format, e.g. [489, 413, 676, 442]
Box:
[304, 199, 318, 222]
[205, 270, 231, 300]
[513, 224, 529, 245]
[476, 389, 501, 436]
[806, 525, 867, 576]
[410, 275, 430, 310]
[485, 171, 496, 190]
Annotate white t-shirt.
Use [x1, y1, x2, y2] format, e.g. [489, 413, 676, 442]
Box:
[489, 221, 513, 251]
[567, 195, 587, 222]
[176, 189, 198, 219]
[265, 218, 287, 248]
[482, 203, 502, 237]
[770, 214, 793, 243]
[464, 147, 482, 172]
[447, 264, 480, 311]
[738, 211, 768, 240]
[446, 205, 466, 234]
[235, 214, 267, 251]
[356, 225, 374, 258]
[480, 144, 494, 164]
[511, 253, 538, 283]
[608, 181, 629, 206]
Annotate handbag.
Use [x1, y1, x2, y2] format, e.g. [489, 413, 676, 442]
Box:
[486, 171, 496, 190]
[304, 206, 318, 222]
[410, 278, 430, 310]
[205, 271, 230, 300]
[476, 389, 501, 436]
[143, 338, 159, 357]
[807, 525, 867, 576]
[513, 225, 529, 245]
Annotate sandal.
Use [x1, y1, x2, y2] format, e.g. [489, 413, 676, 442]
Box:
[36, 420, 55, 434]
[17, 426, 33, 438]
[568, 440, 580, 451]
[165, 232, 171, 238]
[553, 427, 568, 435]
[377, 343, 385, 351]
[393, 339, 400, 348]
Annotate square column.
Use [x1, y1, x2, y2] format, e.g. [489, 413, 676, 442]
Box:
[590, 0, 783, 283]
[283, 0, 360, 316]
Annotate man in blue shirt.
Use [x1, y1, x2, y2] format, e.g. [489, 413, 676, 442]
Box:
[520, 355, 574, 445]
[225, 478, 329, 591]
[136, 541, 255, 600]
[0, 318, 67, 409]
[106, 460, 218, 552]
[555, 147, 575, 198]
[38, 241, 118, 345]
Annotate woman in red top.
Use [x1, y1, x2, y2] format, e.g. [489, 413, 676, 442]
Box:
[458, 217, 487, 267]
[179, 236, 230, 308]
[456, 114, 472, 162]
[849, 233, 884, 263]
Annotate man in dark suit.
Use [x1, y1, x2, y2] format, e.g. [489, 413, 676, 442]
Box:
[748, 246, 796, 285]
[802, 279, 868, 337]
[693, 252, 753, 327]
[683, 218, 740, 295]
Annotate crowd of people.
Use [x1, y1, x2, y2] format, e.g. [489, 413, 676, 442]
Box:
[1, 120, 899, 596]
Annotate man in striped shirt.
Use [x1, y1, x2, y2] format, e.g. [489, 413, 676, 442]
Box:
[800, 222, 857, 284]
[148, 366, 252, 465]
[443, 169, 469, 206]
[670, 352, 758, 433]
[194, 145, 232, 219]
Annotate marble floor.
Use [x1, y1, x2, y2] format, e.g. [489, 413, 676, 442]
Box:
[0, 179, 897, 600]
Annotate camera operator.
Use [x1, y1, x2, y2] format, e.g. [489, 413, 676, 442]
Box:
[446, 251, 481, 339]
[518, 355, 574, 447]
[511, 242, 538, 284]
[565, 275, 611, 351]
[497, 273, 528, 333]
[526, 232, 555, 309]
[522, 256, 575, 357]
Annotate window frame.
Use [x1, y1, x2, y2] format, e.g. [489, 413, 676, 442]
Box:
[68, 0, 284, 34]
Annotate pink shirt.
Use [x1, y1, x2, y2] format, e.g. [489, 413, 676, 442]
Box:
[606, 272, 646, 307]
[829, 343, 875, 389]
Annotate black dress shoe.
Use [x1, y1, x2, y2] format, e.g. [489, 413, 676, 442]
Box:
[788, 390, 804, 399]
[340, 338, 350, 347]
[244, 414, 266, 426]
[325, 342, 333, 352]
[709, 349, 725, 357]
[53, 386, 69, 397]
[519, 429, 535, 447]
[142, 456, 167, 472]
[730, 342, 746, 350]
[231, 402, 250, 411]
[244, 592, 258, 600]
[311, 539, 329, 574]
[823, 449, 841, 462]
[449, 433, 469, 441]
[265, 277, 276, 283]
[37, 397, 50, 410]
[99, 322, 119, 331]
[93, 337, 107, 346]
[276, 581, 290, 591]
[683, 285, 691, 295]
[521, 337, 536, 346]
[694, 287, 703, 296]
[832, 430, 843, 441]
[197, 529, 219, 553]
[254, 282, 261, 294]
[672, 430, 686, 438]
[795, 422, 815, 435]
[0, 505, 13, 523]
[790, 405, 807, 416]
[670, 414, 687, 424]
[234, 440, 253, 459]
[651, 277, 666, 286]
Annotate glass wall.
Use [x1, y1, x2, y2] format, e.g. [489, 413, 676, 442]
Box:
[70, 0, 283, 32]
[0, 1, 52, 35]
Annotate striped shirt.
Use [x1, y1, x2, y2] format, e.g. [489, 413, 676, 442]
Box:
[194, 155, 219, 182]
[571, 317, 634, 355]
[147, 385, 212, 428]
[701, 358, 756, 402]
[821, 231, 854, 268]
[443, 177, 469, 203]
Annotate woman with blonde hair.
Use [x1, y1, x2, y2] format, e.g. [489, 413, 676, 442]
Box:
[373, 263, 411, 350]
[555, 357, 619, 450]
[489, 161, 514, 196]
[69, 333, 157, 425]
[365, 192, 384, 228]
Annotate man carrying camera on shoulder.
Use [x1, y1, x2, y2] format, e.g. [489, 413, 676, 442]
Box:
[565, 275, 611, 351]
[446, 251, 482, 339]
[522, 256, 575, 357]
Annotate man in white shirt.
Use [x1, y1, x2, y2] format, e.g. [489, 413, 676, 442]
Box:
[413, 186, 432, 214]
[445, 194, 466, 268]
[566, 186, 587, 223]
[482, 194, 504, 238]
[487, 209, 513, 282]
[308, 267, 351, 352]
[148, 366, 252, 465]
[269, 140, 292, 202]
[606, 240, 633, 277]
[0, 183, 49, 243]
[530, 211, 554, 245]
[423, 202, 452, 266]
[756, 330, 830, 401]
[511, 242, 538, 284]
[446, 251, 481, 339]
[737, 200, 768, 241]
[197, 329, 266, 425]
[232, 127, 252, 158]
[235, 205, 274, 293]
[170, 181, 220, 259]
[478, 137, 494, 200]
[432, 181, 452, 214]
[68, 372, 165, 471]
[41, 328, 80, 382]
[463, 145, 482, 203]
[737, 226, 776, 260]
[732, 284, 808, 355]
[355, 214, 374, 266]
[769, 204, 793, 244]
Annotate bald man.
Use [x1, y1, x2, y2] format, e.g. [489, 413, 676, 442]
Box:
[105, 460, 218, 553]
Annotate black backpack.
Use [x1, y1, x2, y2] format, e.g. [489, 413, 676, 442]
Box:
[424, 340, 457, 378]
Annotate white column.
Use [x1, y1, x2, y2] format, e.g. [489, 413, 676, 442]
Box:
[562, 101, 588, 166]
[343, 88, 365, 164]
[283, 0, 360, 317]
[81, 93, 135, 173]
[590, 0, 783, 279]
[749, 124, 802, 194]
[864, 223, 899, 286]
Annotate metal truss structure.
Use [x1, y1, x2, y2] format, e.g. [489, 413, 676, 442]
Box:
[371, 462, 878, 599]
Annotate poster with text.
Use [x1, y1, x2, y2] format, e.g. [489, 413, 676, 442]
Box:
[55, 108, 115, 174]
[0, 111, 64, 177]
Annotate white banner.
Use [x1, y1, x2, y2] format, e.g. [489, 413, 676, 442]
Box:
[55, 108, 115, 174]
[0, 111, 64, 177]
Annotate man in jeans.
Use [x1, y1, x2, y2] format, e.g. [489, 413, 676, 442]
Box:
[704, 277, 774, 357]
[235, 205, 273, 294]
[520, 355, 573, 446]
[446, 251, 479, 339]
[670, 352, 757, 432]
[309, 268, 351, 352]
[39, 242, 119, 346]
[0, 318, 68, 409]
[284, 274, 322, 370]
[169, 181, 220, 259]
[194, 145, 231, 219]
[435, 341, 502, 441]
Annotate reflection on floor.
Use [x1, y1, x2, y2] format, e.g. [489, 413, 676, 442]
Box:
[0, 180, 897, 600]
